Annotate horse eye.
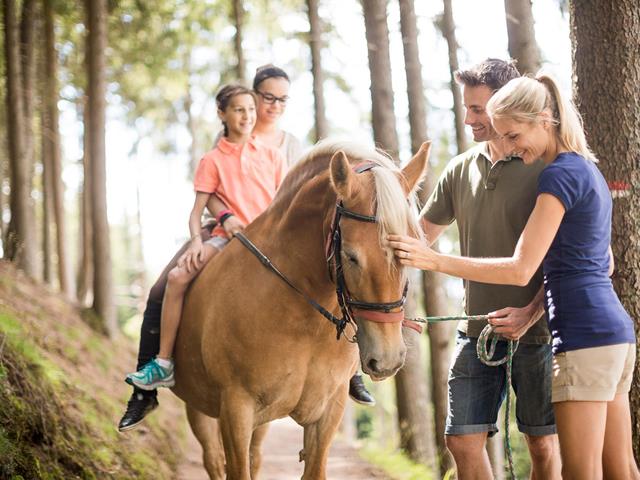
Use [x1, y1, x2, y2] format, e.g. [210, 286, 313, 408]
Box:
[344, 252, 359, 266]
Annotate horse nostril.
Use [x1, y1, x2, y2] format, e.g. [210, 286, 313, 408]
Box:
[367, 358, 380, 373]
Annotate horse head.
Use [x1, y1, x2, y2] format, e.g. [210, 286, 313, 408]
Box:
[327, 142, 431, 380]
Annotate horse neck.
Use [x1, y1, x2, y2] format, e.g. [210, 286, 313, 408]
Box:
[255, 177, 337, 301]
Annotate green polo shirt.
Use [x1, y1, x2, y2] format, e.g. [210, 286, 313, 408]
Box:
[422, 143, 550, 344]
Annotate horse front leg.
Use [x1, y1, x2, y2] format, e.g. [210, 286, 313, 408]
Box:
[301, 384, 349, 480]
[219, 389, 256, 480]
[250, 423, 269, 479]
[185, 405, 225, 479]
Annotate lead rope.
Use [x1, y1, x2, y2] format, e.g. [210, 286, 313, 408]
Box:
[410, 315, 518, 479]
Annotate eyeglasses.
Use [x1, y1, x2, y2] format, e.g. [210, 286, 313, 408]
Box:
[255, 90, 289, 106]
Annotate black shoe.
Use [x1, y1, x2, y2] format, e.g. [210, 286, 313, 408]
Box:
[118, 391, 159, 432]
[349, 374, 376, 406]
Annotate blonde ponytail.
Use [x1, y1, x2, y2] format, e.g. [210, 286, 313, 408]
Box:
[487, 74, 596, 162]
[536, 75, 595, 162]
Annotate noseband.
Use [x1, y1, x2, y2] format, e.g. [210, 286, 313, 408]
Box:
[235, 162, 409, 341]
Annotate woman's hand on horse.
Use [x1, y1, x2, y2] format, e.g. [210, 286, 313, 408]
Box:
[223, 216, 246, 238]
[387, 234, 437, 270]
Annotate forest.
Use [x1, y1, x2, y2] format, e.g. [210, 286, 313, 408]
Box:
[1, 0, 639, 479]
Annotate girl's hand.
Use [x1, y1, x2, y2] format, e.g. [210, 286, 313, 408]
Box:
[178, 236, 205, 274]
[387, 234, 438, 270]
[222, 216, 245, 238]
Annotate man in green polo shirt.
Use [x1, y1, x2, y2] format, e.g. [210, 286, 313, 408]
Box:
[421, 59, 561, 479]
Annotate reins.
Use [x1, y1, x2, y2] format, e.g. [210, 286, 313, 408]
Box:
[234, 231, 356, 341]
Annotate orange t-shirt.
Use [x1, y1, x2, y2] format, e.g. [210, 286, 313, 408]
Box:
[193, 136, 287, 237]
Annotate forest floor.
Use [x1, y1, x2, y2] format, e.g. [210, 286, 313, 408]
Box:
[0, 260, 391, 479]
[177, 416, 391, 479]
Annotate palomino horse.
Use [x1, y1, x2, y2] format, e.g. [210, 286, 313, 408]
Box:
[172, 140, 431, 479]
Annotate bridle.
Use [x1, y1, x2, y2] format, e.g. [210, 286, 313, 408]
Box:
[234, 162, 411, 341]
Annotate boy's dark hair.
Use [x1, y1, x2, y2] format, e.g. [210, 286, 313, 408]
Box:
[455, 58, 520, 91]
[252, 64, 289, 91]
[216, 84, 256, 136]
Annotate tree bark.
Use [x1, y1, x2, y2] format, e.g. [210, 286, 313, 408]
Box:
[77, 96, 93, 306]
[307, 0, 328, 141]
[420, 236, 456, 477]
[362, 0, 399, 161]
[504, 0, 541, 75]
[43, 0, 72, 298]
[85, 0, 115, 335]
[394, 269, 435, 465]
[397, 0, 437, 467]
[3, 0, 38, 277]
[231, 0, 246, 83]
[20, 0, 37, 218]
[569, 0, 640, 459]
[440, 0, 467, 154]
[41, 109, 53, 285]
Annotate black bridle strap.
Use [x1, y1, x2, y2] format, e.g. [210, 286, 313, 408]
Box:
[347, 282, 408, 312]
[234, 232, 348, 336]
[336, 203, 376, 223]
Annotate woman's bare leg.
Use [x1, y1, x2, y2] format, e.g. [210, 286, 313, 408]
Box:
[603, 393, 640, 479]
[554, 400, 607, 480]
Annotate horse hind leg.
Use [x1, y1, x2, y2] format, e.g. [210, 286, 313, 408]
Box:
[301, 384, 349, 480]
[185, 405, 225, 479]
[250, 423, 269, 479]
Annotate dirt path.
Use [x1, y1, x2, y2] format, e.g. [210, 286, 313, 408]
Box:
[177, 417, 391, 479]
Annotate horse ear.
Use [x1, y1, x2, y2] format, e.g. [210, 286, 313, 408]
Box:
[401, 141, 431, 195]
[330, 150, 353, 199]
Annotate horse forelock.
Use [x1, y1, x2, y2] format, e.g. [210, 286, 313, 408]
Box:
[268, 138, 422, 269]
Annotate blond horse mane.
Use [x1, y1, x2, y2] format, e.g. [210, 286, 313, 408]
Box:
[269, 139, 422, 268]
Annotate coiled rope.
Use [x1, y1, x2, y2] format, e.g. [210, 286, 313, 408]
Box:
[410, 314, 519, 479]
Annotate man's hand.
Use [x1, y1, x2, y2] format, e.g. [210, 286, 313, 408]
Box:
[488, 305, 537, 341]
[223, 216, 245, 238]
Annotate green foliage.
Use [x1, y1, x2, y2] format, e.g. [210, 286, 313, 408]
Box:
[0, 305, 179, 478]
[360, 444, 436, 480]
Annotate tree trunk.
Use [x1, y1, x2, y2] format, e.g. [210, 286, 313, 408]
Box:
[440, 0, 467, 154]
[307, 0, 328, 141]
[20, 0, 36, 220]
[41, 106, 53, 285]
[362, 0, 399, 161]
[185, 86, 199, 175]
[231, 0, 246, 83]
[3, 0, 38, 277]
[43, 0, 72, 298]
[504, 0, 541, 75]
[397, 0, 437, 467]
[569, 0, 640, 460]
[394, 269, 435, 465]
[85, 0, 115, 335]
[420, 241, 456, 477]
[487, 409, 506, 480]
[77, 97, 93, 306]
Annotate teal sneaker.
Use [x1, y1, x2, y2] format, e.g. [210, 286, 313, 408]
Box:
[126, 359, 175, 391]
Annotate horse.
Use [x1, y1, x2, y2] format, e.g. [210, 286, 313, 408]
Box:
[171, 139, 431, 479]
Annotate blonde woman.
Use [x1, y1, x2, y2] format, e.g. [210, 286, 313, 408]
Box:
[389, 74, 638, 480]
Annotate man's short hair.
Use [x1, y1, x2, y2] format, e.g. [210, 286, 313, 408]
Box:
[455, 58, 520, 91]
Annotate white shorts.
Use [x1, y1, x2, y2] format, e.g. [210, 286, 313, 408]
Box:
[204, 235, 229, 250]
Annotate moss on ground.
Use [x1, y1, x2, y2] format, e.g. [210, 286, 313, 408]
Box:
[0, 262, 183, 479]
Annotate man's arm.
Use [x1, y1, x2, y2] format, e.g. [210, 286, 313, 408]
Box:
[422, 217, 448, 247]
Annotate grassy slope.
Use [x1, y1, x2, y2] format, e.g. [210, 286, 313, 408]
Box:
[0, 261, 187, 479]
